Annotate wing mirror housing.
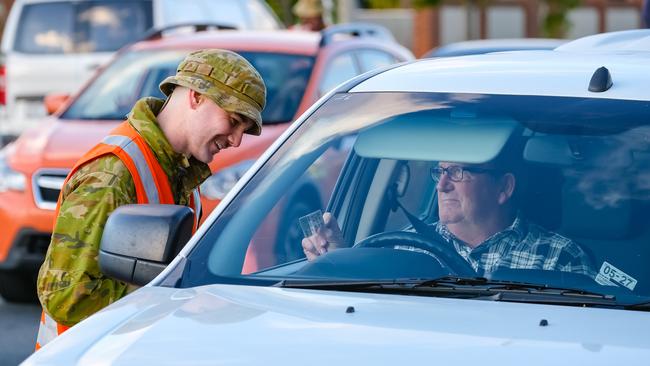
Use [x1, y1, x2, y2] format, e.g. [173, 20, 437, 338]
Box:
[99, 204, 194, 286]
[43, 93, 70, 115]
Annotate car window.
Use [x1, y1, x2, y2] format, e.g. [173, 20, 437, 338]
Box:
[185, 91, 650, 306]
[242, 135, 355, 268]
[382, 160, 437, 232]
[357, 49, 396, 73]
[318, 53, 359, 97]
[159, 0, 244, 29]
[15, 2, 75, 53]
[244, 0, 282, 30]
[78, 1, 153, 53]
[62, 50, 180, 120]
[61, 50, 315, 122]
[15, 0, 153, 54]
[248, 53, 315, 123]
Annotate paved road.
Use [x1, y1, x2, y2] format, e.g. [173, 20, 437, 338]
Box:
[0, 298, 40, 366]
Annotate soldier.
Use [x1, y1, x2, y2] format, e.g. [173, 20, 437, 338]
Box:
[34, 49, 266, 349]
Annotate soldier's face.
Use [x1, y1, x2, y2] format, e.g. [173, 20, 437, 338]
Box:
[189, 96, 252, 164]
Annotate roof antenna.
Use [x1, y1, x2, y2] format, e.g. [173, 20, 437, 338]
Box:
[588, 66, 613, 93]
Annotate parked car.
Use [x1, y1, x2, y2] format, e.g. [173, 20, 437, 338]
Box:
[423, 37, 565, 58]
[0, 23, 414, 302]
[22, 29, 650, 365]
[0, 0, 283, 141]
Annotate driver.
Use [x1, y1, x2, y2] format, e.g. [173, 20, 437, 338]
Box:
[301, 161, 596, 278]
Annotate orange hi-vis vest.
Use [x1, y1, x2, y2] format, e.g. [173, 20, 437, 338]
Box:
[35, 122, 201, 350]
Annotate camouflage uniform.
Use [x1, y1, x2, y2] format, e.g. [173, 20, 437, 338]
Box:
[37, 49, 266, 327]
[37, 98, 212, 326]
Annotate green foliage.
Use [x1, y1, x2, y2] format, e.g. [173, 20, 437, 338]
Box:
[408, 0, 581, 38]
[543, 0, 581, 37]
[364, 0, 402, 8]
[266, 0, 296, 26]
[413, 0, 442, 8]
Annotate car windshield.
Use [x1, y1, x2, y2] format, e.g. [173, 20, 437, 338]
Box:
[183, 91, 650, 305]
[61, 49, 314, 123]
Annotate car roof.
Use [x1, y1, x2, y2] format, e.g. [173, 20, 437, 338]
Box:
[352, 49, 650, 101]
[555, 28, 650, 52]
[425, 38, 566, 57]
[128, 30, 323, 55]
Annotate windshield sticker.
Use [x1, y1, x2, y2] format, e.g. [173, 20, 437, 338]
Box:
[595, 261, 638, 291]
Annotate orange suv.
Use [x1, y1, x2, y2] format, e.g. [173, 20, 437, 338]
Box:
[0, 24, 414, 302]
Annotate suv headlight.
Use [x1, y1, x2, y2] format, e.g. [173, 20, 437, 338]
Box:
[200, 160, 255, 200]
[0, 148, 25, 192]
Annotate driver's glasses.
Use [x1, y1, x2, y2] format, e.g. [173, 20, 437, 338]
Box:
[431, 165, 499, 182]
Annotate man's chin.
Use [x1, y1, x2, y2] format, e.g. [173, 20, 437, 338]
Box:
[438, 213, 461, 225]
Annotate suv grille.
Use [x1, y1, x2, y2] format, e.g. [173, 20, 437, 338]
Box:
[32, 169, 69, 210]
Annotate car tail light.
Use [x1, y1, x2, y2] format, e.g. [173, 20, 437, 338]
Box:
[0, 63, 5, 105]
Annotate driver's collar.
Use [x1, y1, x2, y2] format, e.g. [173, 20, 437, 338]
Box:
[436, 212, 527, 250]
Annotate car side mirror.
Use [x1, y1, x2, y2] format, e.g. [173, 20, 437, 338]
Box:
[99, 204, 194, 286]
[43, 93, 70, 115]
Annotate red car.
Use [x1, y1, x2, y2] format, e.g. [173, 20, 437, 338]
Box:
[0, 24, 414, 301]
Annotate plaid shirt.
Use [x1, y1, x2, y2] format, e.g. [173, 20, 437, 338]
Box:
[401, 215, 596, 278]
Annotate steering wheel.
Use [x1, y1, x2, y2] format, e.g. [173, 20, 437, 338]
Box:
[353, 231, 477, 277]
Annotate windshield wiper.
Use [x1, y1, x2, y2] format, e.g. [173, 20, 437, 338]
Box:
[275, 276, 618, 306]
[274, 278, 426, 290]
[417, 276, 615, 298]
[623, 301, 650, 311]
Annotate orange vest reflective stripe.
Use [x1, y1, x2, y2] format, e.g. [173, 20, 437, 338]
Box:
[36, 121, 200, 350]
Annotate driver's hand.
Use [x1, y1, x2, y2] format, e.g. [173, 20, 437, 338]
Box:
[301, 212, 344, 261]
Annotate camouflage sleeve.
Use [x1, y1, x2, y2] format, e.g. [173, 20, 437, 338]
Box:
[37, 155, 137, 326]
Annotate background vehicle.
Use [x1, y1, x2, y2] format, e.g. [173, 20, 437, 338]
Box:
[0, 24, 414, 302]
[423, 38, 565, 58]
[23, 29, 650, 365]
[0, 0, 282, 141]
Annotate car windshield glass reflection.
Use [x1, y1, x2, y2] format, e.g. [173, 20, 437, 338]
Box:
[62, 50, 314, 123]
[184, 92, 650, 305]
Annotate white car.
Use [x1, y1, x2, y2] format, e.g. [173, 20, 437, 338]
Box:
[25, 29, 650, 365]
[0, 0, 282, 140]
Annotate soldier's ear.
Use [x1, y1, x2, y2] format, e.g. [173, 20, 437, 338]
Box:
[188, 89, 203, 109]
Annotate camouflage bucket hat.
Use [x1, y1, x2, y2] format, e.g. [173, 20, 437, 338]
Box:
[160, 49, 266, 136]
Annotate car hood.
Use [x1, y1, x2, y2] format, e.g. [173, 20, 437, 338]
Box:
[10, 118, 117, 171]
[25, 284, 650, 365]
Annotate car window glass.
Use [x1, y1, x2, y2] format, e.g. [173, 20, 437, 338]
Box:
[318, 53, 358, 97]
[186, 92, 650, 305]
[243, 135, 356, 270]
[383, 160, 437, 232]
[357, 50, 395, 73]
[15, 3, 75, 53]
[246, 53, 314, 123]
[79, 1, 153, 53]
[14, 1, 152, 54]
[62, 50, 183, 120]
[61, 50, 315, 123]
[244, 0, 282, 30]
[159, 0, 245, 29]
